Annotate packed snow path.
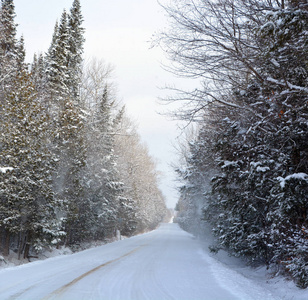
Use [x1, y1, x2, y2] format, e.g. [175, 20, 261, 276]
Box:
[0, 223, 279, 300]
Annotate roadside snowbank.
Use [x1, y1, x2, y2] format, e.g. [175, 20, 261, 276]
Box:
[200, 240, 308, 300]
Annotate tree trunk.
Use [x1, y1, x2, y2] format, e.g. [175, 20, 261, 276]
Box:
[3, 230, 10, 256]
[65, 223, 72, 247]
[23, 232, 31, 260]
[18, 232, 26, 260]
[0, 227, 3, 254]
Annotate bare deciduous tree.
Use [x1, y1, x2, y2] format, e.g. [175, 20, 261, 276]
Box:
[156, 0, 304, 120]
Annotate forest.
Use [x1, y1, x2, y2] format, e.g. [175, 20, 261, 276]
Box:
[0, 0, 167, 260]
[160, 0, 308, 288]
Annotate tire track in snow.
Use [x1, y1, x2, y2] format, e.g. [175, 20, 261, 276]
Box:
[8, 284, 38, 300]
[42, 245, 145, 300]
[2, 271, 67, 300]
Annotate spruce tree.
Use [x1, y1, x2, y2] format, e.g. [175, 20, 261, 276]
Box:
[45, 12, 70, 102]
[54, 99, 87, 246]
[67, 0, 85, 100]
[0, 0, 18, 89]
[16, 35, 26, 72]
[84, 85, 121, 239]
[31, 53, 47, 100]
[0, 71, 62, 258]
[44, 4, 87, 245]
[0, 0, 17, 58]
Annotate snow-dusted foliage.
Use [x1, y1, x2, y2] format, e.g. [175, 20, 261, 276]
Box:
[67, 0, 84, 100]
[163, 0, 308, 288]
[0, 72, 63, 258]
[82, 81, 122, 240]
[114, 115, 168, 234]
[0, 0, 167, 259]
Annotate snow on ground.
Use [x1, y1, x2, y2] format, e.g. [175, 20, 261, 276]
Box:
[199, 244, 308, 300]
[0, 223, 307, 300]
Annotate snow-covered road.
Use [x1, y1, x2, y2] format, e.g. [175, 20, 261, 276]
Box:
[0, 223, 281, 300]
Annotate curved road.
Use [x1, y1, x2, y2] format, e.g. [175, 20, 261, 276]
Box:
[0, 223, 278, 300]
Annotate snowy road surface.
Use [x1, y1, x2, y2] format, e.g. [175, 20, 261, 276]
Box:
[0, 223, 280, 300]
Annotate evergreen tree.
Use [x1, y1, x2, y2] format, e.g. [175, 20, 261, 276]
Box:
[0, 71, 63, 258]
[15, 35, 26, 72]
[31, 53, 47, 100]
[84, 85, 122, 240]
[44, 3, 87, 245]
[45, 0, 85, 103]
[0, 0, 18, 89]
[0, 0, 17, 58]
[45, 12, 70, 102]
[67, 0, 85, 100]
[54, 99, 87, 246]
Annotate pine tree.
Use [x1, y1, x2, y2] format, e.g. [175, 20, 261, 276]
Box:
[45, 12, 70, 102]
[0, 71, 63, 258]
[45, 0, 85, 103]
[54, 99, 87, 246]
[0, 0, 17, 58]
[0, 0, 18, 89]
[44, 3, 87, 245]
[15, 35, 26, 72]
[67, 0, 85, 100]
[84, 85, 121, 239]
[31, 53, 47, 100]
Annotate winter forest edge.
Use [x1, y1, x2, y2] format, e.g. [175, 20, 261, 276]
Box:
[0, 0, 168, 264]
[166, 0, 308, 289]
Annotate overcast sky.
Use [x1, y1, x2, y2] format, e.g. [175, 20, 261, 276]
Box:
[14, 0, 185, 208]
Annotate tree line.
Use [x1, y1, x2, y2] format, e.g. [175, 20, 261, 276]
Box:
[0, 0, 167, 260]
[159, 0, 308, 288]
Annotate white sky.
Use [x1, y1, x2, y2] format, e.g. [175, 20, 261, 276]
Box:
[14, 0, 184, 208]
